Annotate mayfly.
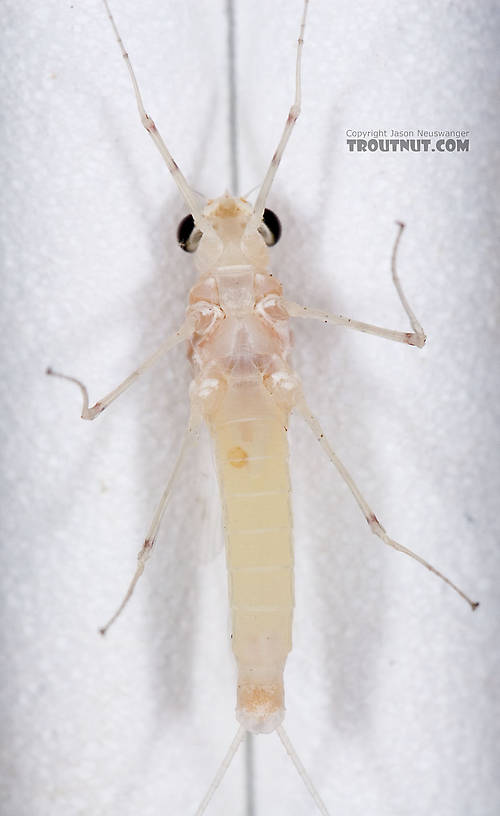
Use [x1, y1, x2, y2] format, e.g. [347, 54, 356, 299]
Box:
[47, 0, 478, 813]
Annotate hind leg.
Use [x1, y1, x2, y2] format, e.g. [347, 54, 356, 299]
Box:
[295, 395, 478, 611]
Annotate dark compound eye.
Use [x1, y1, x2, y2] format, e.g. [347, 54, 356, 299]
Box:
[177, 213, 202, 252]
[258, 208, 282, 247]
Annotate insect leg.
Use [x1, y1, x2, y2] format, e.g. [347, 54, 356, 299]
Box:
[99, 410, 202, 635]
[296, 396, 479, 611]
[47, 316, 194, 420]
[284, 300, 425, 346]
[284, 222, 426, 348]
[100, 0, 210, 229]
[249, 0, 310, 225]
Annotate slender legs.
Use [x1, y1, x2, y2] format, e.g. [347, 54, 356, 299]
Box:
[296, 395, 478, 611]
[47, 317, 194, 420]
[99, 412, 202, 635]
[285, 222, 426, 348]
[250, 0, 310, 223]
[100, 0, 204, 222]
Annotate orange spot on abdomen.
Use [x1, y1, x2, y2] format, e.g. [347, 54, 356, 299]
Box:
[228, 446, 248, 468]
[238, 682, 283, 714]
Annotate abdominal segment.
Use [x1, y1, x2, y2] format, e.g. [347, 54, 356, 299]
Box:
[210, 376, 294, 734]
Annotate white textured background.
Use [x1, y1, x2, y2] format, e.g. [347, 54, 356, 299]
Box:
[1, 1, 499, 815]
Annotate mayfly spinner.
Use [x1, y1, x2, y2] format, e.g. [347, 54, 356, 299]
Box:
[47, 1, 478, 813]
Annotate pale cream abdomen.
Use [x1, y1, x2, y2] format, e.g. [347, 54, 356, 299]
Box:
[210, 376, 293, 734]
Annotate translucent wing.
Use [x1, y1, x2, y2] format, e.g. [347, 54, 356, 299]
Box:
[190, 423, 224, 564]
